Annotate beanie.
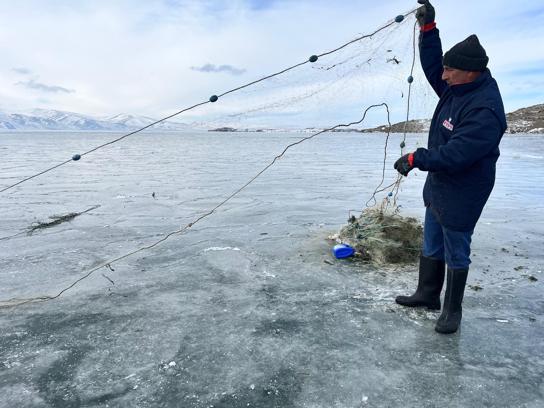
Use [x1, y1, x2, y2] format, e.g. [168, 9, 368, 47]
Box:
[443, 34, 489, 71]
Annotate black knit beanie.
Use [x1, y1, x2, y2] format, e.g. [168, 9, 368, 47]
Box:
[443, 34, 489, 71]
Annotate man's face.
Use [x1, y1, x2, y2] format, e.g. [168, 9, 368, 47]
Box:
[441, 66, 481, 86]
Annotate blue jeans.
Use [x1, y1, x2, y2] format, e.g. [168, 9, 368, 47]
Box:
[422, 208, 473, 270]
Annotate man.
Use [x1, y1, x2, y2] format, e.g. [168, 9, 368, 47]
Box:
[393, 0, 507, 334]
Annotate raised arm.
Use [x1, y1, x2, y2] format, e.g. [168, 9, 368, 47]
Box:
[416, 0, 448, 97]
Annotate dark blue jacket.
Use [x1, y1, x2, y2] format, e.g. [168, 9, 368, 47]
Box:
[413, 27, 507, 232]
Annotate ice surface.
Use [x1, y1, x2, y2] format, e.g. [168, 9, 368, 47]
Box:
[0, 131, 543, 407]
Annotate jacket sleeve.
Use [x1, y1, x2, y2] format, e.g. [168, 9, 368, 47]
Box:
[420, 28, 447, 97]
[413, 108, 503, 173]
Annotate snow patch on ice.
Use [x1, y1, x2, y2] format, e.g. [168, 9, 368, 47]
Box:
[203, 246, 241, 252]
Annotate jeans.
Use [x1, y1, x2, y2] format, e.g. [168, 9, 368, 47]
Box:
[422, 208, 474, 270]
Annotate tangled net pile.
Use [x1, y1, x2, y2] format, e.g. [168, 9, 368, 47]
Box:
[331, 208, 423, 264]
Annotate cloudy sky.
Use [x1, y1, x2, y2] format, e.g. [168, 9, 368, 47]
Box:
[1, 0, 542, 125]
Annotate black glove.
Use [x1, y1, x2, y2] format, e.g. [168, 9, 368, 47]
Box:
[416, 0, 435, 27]
[394, 153, 415, 176]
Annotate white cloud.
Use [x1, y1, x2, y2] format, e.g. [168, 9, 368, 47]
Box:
[190, 64, 247, 75]
[16, 79, 74, 94]
[12, 67, 32, 75]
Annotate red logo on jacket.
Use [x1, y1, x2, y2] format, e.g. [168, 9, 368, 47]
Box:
[442, 118, 454, 131]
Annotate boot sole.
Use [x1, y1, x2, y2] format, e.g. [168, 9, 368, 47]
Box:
[435, 326, 459, 334]
[395, 299, 440, 310]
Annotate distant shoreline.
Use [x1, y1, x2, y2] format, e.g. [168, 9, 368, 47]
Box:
[1, 104, 542, 134]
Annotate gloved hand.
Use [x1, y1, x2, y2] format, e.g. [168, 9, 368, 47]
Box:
[416, 0, 435, 27]
[394, 153, 415, 176]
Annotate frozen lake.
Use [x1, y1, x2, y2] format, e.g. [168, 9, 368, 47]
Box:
[1, 131, 543, 407]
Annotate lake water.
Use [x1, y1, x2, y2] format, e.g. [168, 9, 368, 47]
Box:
[1, 131, 543, 407]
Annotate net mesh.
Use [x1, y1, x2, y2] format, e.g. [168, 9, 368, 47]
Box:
[184, 14, 435, 132]
[0, 11, 438, 307]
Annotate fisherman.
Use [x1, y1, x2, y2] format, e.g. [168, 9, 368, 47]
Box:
[393, 0, 507, 334]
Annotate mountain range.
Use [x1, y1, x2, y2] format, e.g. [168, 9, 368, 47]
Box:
[0, 104, 542, 133]
[0, 109, 189, 131]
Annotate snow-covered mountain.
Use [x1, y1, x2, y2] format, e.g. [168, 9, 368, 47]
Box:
[105, 113, 190, 131]
[0, 109, 189, 131]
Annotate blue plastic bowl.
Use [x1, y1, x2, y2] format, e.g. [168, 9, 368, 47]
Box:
[332, 244, 355, 259]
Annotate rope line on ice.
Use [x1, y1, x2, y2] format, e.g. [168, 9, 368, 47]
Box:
[0, 9, 417, 194]
[0, 103, 393, 308]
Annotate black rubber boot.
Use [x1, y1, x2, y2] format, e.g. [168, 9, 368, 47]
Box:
[435, 268, 469, 334]
[395, 255, 445, 310]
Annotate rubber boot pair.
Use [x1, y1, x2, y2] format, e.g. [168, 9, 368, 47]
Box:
[395, 256, 469, 334]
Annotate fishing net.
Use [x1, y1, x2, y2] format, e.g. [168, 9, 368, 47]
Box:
[175, 11, 434, 264]
[0, 9, 436, 307]
[330, 208, 423, 264]
[183, 13, 435, 132]
[169, 11, 432, 263]
[181, 11, 433, 266]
